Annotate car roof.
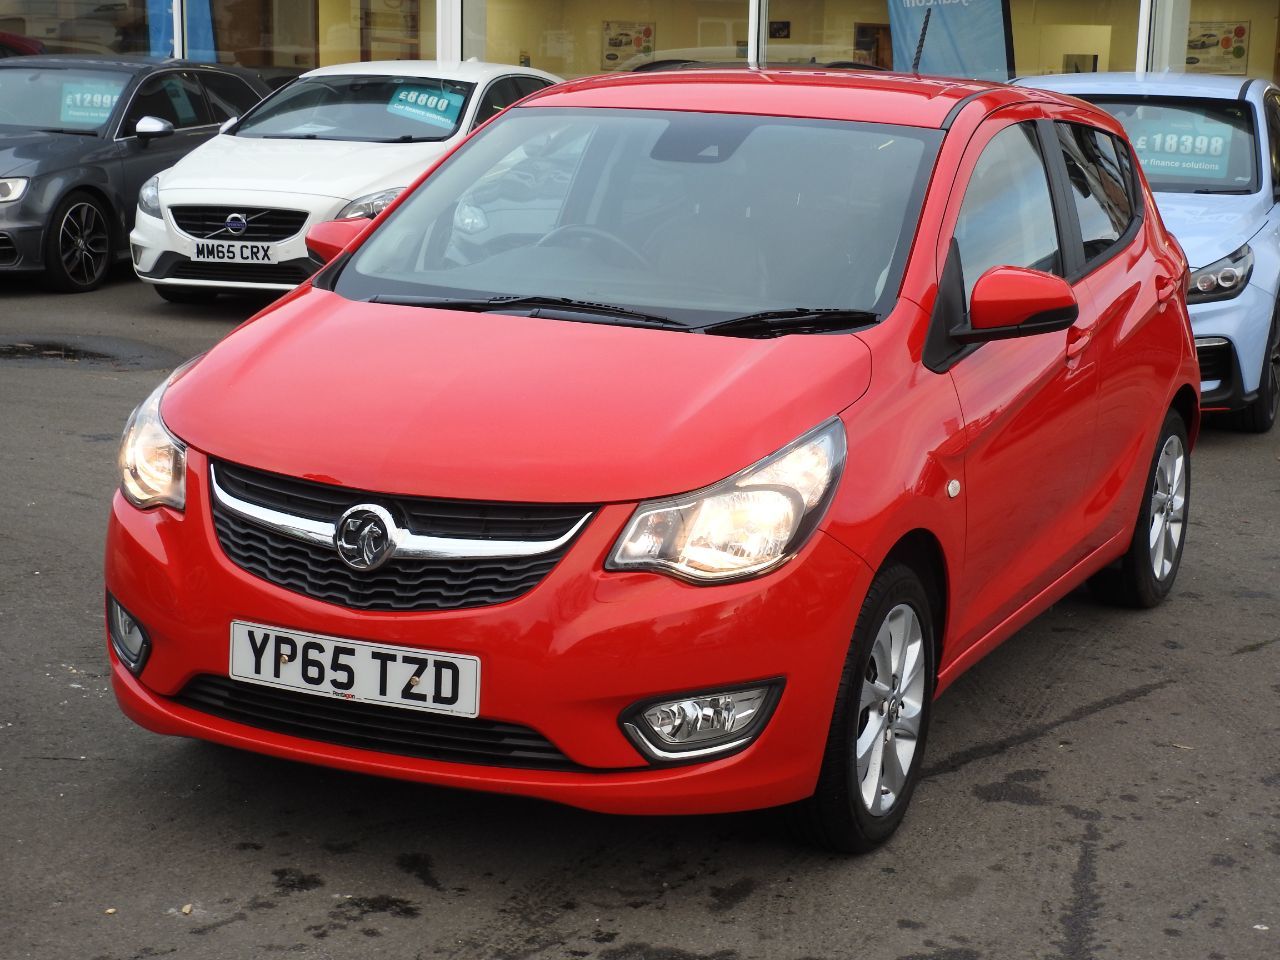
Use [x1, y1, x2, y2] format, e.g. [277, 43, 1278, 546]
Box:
[1014, 71, 1259, 101]
[521, 68, 1074, 129]
[0, 54, 255, 75]
[300, 59, 561, 85]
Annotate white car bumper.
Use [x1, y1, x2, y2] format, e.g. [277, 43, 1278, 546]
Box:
[130, 190, 353, 292]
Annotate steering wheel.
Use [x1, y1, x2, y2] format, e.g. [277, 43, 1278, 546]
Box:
[535, 224, 649, 268]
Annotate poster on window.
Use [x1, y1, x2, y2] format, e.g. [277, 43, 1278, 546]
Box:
[1185, 22, 1250, 75]
[602, 21, 655, 71]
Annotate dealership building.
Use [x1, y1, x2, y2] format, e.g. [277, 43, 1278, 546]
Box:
[1, 2, 1276, 86]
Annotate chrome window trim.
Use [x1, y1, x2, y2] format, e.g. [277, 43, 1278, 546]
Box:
[209, 463, 592, 560]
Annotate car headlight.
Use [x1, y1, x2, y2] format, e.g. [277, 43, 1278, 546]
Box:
[138, 175, 161, 219]
[337, 187, 405, 220]
[1188, 245, 1253, 303]
[607, 420, 846, 583]
[0, 177, 29, 203]
[118, 361, 196, 510]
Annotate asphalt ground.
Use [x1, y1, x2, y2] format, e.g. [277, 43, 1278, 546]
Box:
[1, 268, 1278, 960]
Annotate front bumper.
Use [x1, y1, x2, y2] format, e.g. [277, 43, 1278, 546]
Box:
[1189, 283, 1273, 410]
[130, 189, 348, 291]
[0, 195, 47, 272]
[105, 448, 870, 815]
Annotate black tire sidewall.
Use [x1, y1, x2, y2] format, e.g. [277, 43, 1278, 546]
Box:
[43, 190, 112, 293]
[1123, 410, 1190, 606]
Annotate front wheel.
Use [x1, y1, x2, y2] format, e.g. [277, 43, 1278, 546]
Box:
[1232, 310, 1279, 433]
[41, 191, 113, 293]
[1089, 409, 1189, 608]
[788, 563, 936, 853]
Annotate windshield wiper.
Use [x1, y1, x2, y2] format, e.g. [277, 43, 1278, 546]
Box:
[1192, 187, 1252, 195]
[698, 308, 877, 338]
[35, 127, 98, 136]
[366, 294, 686, 329]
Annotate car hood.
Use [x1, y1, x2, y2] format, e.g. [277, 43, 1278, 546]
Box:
[161, 288, 873, 504]
[1152, 191, 1268, 269]
[0, 126, 93, 177]
[159, 134, 452, 200]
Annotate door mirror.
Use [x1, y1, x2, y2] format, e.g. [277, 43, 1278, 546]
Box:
[219, 116, 238, 134]
[305, 217, 367, 264]
[134, 115, 175, 141]
[956, 266, 1079, 343]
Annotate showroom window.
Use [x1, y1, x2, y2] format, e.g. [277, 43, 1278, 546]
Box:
[0, 0, 166, 56]
[462, 0, 753, 78]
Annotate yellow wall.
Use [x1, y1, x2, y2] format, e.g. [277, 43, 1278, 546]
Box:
[1010, 0, 1139, 76]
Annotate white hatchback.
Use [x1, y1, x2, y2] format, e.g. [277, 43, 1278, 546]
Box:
[130, 60, 561, 301]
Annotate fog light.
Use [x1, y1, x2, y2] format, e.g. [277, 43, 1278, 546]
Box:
[107, 595, 150, 674]
[622, 681, 782, 763]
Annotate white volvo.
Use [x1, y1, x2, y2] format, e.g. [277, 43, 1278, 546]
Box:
[129, 60, 560, 301]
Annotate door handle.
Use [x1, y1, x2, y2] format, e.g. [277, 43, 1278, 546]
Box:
[1155, 273, 1181, 301]
[1066, 325, 1093, 360]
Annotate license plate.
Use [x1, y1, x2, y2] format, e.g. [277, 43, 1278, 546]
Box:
[228, 621, 480, 718]
[192, 240, 276, 263]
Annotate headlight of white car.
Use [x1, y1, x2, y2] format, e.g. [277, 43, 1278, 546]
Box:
[0, 177, 29, 202]
[337, 187, 405, 219]
[118, 360, 197, 510]
[1188, 245, 1252, 303]
[607, 420, 846, 583]
[138, 175, 161, 219]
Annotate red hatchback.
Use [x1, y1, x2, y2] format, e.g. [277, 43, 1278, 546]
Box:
[107, 70, 1199, 852]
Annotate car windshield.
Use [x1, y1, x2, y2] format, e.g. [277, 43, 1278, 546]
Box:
[1089, 96, 1258, 194]
[334, 107, 941, 325]
[0, 66, 128, 132]
[234, 74, 475, 142]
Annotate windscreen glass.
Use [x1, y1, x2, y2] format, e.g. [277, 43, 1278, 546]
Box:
[1091, 97, 1258, 194]
[0, 67, 129, 132]
[335, 107, 941, 324]
[235, 75, 475, 142]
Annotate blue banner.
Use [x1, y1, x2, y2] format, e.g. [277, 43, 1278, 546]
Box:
[888, 0, 1011, 82]
[145, 0, 173, 56]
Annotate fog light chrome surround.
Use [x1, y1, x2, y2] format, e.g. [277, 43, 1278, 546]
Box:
[107, 595, 151, 675]
[620, 679, 784, 765]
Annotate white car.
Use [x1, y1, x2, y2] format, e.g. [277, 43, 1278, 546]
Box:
[130, 60, 561, 301]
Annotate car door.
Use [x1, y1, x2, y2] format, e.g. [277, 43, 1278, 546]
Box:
[940, 112, 1102, 652]
[1046, 115, 1184, 551]
[117, 71, 218, 225]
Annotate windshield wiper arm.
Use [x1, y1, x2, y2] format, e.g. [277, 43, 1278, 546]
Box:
[366, 294, 686, 329]
[698, 308, 877, 338]
[36, 127, 98, 136]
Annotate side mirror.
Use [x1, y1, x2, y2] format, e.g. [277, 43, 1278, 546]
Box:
[219, 116, 238, 134]
[305, 217, 367, 264]
[956, 266, 1079, 343]
[134, 115, 175, 141]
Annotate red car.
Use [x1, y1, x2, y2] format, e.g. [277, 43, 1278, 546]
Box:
[107, 70, 1198, 852]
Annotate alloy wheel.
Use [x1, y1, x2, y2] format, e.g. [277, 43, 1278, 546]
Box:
[856, 602, 926, 817]
[1265, 317, 1280, 422]
[58, 201, 109, 288]
[1148, 434, 1187, 582]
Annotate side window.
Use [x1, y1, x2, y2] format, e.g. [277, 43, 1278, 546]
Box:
[1055, 122, 1133, 265]
[472, 78, 524, 127]
[1265, 94, 1280, 189]
[122, 72, 210, 132]
[514, 76, 551, 98]
[954, 122, 1062, 303]
[200, 72, 263, 122]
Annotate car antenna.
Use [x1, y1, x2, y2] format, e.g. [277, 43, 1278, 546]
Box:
[911, 8, 932, 74]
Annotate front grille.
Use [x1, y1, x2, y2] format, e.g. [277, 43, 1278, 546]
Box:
[210, 461, 594, 612]
[170, 206, 308, 242]
[1197, 341, 1233, 382]
[0, 233, 17, 266]
[175, 675, 583, 771]
[166, 260, 314, 285]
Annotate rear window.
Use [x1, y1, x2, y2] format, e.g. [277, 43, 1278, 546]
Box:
[234, 74, 475, 143]
[1089, 96, 1258, 194]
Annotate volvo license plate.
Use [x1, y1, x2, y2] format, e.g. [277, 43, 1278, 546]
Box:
[228, 621, 480, 717]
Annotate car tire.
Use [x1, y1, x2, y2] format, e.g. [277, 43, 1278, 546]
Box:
[1231, 309, 1279, 434]
[154, 284, 219, 305]
[41, 190, 114, 293]
[1088, 409, 1190, 609]
[788, 562, 936, 853]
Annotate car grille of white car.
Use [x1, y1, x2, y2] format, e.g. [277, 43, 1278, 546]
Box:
[170, 206, 309, 242]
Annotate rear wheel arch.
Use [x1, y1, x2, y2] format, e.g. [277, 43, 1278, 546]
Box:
[1170, 383, 1199, 446]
